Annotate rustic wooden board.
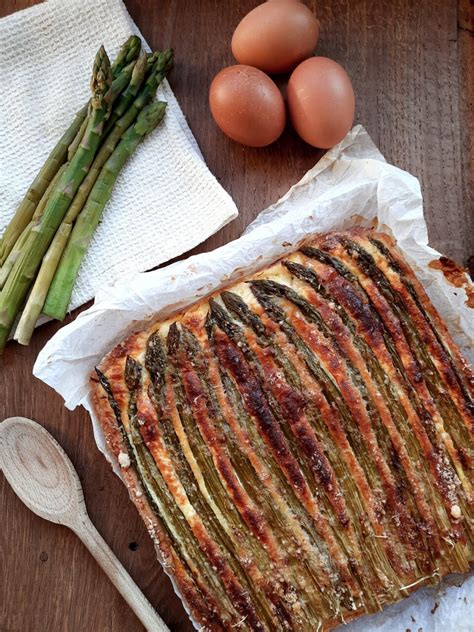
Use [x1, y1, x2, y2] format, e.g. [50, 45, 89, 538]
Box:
[1, 1, 472, 630]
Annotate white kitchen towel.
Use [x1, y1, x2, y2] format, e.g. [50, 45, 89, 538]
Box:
[0, 0, 237, 311]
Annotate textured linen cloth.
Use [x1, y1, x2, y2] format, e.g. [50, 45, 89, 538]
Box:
[0, 0, 237, 311]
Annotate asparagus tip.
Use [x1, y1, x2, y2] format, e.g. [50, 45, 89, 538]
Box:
[111, 35, 142, 75]
[131, 52, 148, 86]
[153, 48, 174, 76]
[134, 101, 167, 135]
[91, 45, 113, 112]
[126, 35, 142, 62]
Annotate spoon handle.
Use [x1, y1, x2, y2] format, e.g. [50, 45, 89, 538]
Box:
[73, 514, 169, 632]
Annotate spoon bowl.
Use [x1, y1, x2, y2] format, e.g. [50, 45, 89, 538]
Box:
[0, 416, 83, 527]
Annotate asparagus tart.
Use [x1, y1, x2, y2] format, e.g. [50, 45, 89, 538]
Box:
[91, 228, 474, 631]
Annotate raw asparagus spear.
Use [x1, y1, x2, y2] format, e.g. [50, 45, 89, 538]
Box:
[11, 55, 151, 323]
[68, 51, 172, 220]
[107, 52, 149, 122]
[0, 47, 113, 352]
[0, 164, 66, 289]
[0, 224, 31, 291]
[67, 57, 139, 161]
[23, 60, 171, 331]
[111, 35, 141, 75]
[105, 49, 173, 133]
[31, 164, 68, 221]
[13, 65, 159, 343]
[43, 101, 167, 321]
[0, 36, 142, 265]
[0, 105, 88, 266]
[110, 58, 140, 99]
[66, 116, 89, 163]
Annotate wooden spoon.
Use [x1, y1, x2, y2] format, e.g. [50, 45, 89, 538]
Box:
[0, 416, 169, 632]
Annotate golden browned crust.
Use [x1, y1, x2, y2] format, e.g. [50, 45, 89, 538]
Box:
[90, 228, 474, 631]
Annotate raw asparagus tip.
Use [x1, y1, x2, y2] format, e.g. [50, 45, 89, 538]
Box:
[90, 46, 113, 112]
[134, 101, 167, 136]
[94, 44, 107, 68]
[131, 52, 148, 86]
[152, 49, 174, 76]
[111, 35, 142, 75]
[126, 35, 142, 64]
[145, 50, 174, 93]
[127, 34, 141, 46]
[123, 59, 138, 74]
[162, 48, 174, 71]
[146, 51, 160, 68]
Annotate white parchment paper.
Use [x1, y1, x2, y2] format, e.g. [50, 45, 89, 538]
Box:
[34, 125, 474, 631]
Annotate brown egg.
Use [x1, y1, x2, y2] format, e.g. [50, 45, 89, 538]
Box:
[209, 65, 285, 147]
[287, 57, 355, 148]
[231, 2, 320, 74]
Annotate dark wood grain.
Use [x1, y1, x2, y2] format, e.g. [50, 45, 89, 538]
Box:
[1, 1, 472, 631]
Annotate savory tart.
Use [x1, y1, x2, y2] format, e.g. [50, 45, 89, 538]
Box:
[91, 228, 474, 631]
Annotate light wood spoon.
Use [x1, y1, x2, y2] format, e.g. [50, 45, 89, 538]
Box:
[0, 416, 169, 632]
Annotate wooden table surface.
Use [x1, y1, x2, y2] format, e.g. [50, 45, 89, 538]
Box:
[1, 1, 473, 631]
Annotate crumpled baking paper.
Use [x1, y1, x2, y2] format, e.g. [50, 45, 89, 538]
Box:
[0, 0, 237, 312]
[34, 125, 474, 631]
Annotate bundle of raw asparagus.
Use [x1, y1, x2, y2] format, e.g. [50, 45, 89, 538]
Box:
[0, 36, 173, 353]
